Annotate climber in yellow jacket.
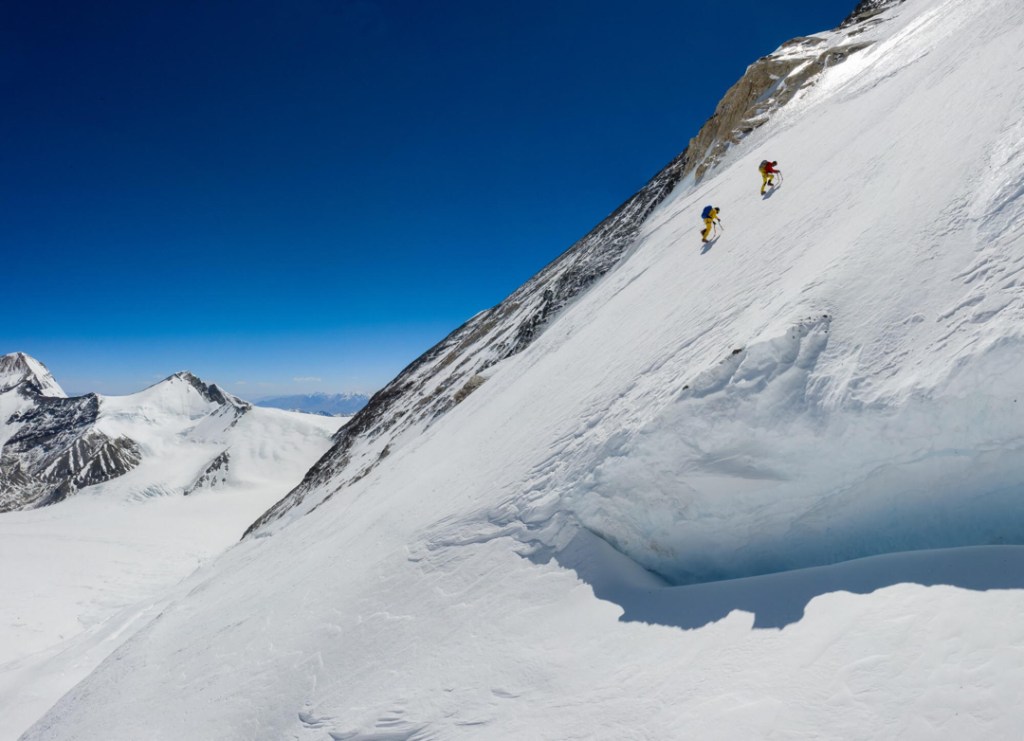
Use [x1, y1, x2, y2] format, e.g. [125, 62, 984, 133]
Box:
[700, 205, 721, 243]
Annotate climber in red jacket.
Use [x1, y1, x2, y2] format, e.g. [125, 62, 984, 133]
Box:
[759, 160, 781, 195]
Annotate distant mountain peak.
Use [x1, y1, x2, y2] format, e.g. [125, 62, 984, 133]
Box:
[0, 352, 66, 398]
[256, 392, 368, 417]
[159, 371, 251, 411]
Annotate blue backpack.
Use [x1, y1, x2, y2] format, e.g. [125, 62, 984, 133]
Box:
[701, 205, 714, 219]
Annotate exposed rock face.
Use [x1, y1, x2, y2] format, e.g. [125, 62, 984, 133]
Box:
[682, 5, 910, 183]
[842, 0, 905, 27]
[247, 2, 907, 535]
[0, 392, 141, 511]
[184, 450, 231, 496]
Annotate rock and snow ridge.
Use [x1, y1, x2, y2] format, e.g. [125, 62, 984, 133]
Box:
[0, 353, 138, 512]
[0, 356, 347, 511]
[0, 355, 343, 740]
[247, 2, 903, 537]
[0, 352, 65, 398]
[18, 0, 1024, 738]
[0, 360, 251, 511]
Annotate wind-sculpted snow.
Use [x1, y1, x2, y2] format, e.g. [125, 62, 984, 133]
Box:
[21, 0, 1024, 738]
[248, 8, 893, 537]
[539, 335, 1024, 586]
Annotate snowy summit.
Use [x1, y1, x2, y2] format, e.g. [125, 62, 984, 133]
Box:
[0, 352, 65, 398]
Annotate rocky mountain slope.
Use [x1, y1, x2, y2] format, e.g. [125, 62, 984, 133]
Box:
[0, 354, 344, 512]
[0, 353, 141, 511]
[247, 2, 906, 535]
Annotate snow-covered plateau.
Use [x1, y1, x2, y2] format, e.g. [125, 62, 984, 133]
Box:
[11, 0, 1024, 737]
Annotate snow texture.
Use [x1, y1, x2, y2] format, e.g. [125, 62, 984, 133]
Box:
[14, 0, 1024, 738]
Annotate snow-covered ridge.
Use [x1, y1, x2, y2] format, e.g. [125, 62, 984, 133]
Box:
[0, 386, 140, 512]
[247, 5, 902, 536]
[0, 352, 65, 397]
[1, 361, 306, 511]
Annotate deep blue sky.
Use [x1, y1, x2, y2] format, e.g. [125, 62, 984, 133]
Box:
[3, 0, 855, 396]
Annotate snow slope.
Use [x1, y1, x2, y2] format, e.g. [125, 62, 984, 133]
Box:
[22, 0, 1024, 738]
[0, 372, 341, 740]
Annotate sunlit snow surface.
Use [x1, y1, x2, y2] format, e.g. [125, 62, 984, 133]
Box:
[0, 379, 340, 740]
[18, 0, 1024, 738]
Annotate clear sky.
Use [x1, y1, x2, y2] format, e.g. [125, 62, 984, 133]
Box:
[3, 0, 856, 397]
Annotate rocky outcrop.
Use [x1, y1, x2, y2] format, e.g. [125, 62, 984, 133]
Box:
[170, 371, 251, 413]
[682, 4, 909, 183]
[842, 0, 905, 27]
[0, 392, 141, 511]
[184, 450, 231, 496]
[245, 1, 906, 535]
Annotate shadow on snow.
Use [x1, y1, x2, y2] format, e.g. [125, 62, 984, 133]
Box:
[699, 235, 721, 254]
[551, 529, 1024, 630]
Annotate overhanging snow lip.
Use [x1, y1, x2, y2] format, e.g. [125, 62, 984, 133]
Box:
[553, 530, 1024, 630]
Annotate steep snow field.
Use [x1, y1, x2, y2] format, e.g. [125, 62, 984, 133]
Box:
[0, 380, 341, 740]
[20, 0, 1024, 738]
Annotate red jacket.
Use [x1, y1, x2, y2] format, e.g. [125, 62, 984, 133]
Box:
[764, 162, 780, 174]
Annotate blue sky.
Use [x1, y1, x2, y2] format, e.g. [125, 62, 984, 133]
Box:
[3, 0, 856, 396]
